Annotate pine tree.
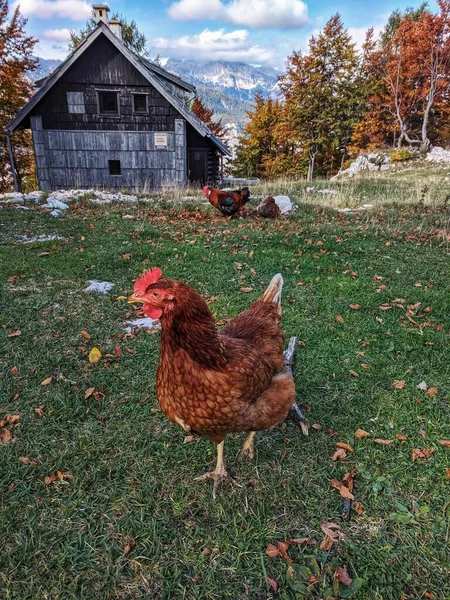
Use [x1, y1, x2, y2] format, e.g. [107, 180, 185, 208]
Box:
[190, 97, 226, 140]
[70, 11, 147, 55]
[0, 0, 37, 192]
[279, 15, 364, 179]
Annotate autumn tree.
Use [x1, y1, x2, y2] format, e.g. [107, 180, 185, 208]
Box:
[356, 1, 450, 152]
[190, 96, 226, 140]
[279, 15, 364, 180]
[232, 95, 284, 178]
[0, 0, 37, 192]
[70, 11, 147, 55]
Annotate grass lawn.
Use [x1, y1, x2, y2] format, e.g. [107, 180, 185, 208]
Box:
[1, 187, 449, 599]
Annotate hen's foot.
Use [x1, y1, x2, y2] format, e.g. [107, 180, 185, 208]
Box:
[290, 402, 310, 436]
[239, 431, 256, 461]
[194, 465, 229, 499]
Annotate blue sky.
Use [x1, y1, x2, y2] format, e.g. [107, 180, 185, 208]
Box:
[14, 0, 437, 67]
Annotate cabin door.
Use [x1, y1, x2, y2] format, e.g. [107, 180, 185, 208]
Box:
[188, 149, 207, 186]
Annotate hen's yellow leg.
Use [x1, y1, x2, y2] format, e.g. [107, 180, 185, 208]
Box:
[194, 441, 228, 499]
[239, 431, 257, 460]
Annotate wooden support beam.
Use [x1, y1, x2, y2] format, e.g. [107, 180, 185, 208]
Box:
[6, 134, 20, 192]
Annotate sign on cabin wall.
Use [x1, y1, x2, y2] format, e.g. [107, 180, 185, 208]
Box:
[154, 133, 168, 149]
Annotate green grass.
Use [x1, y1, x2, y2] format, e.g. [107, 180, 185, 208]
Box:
[1, 192, 449, 600]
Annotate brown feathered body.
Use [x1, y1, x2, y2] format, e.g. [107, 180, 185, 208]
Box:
[148, 278, 295, 443]
[203, 186, 250, 217]
[257, 195, 281, 219]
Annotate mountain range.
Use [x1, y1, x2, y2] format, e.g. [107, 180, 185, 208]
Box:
[28, 57, 281, 133]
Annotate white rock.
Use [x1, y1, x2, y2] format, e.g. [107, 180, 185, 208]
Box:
[41, 198, 70, 210]
[123, 317, 161, 332]
[50, 209, 63, 217]
[84, 280, 115, 294]
[306, 187, 315, 193]
[122, 214, 135, 220]
[273, 195, 293, 214]
[426, 146, 450, 163]
[25, 191, 44, 203]
[15, 205, 30, 210]
[18, 234, 65, 244]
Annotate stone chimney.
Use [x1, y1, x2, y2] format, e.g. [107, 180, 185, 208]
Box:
[109, 19, 123, 40]
[92, 4, 110, 25]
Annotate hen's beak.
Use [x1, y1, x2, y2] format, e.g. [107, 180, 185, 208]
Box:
[128, 295, 143, 304]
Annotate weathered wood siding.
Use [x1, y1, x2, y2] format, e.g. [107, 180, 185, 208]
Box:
[29, 36, 179, 132]
[31, 116, 187, 190]
[186, 124, 220, 184]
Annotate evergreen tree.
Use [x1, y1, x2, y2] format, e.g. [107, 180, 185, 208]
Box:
[0, 0, 37, 191]
[70, 11, 147, 55]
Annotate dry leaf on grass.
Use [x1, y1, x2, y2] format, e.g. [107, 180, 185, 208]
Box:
[0, 429, 12, 444]
[396, 434, 408, 441]
[0, 414, 20, 428]
[412, 448, 435, 462]
[265, 541, 292, 562]
[332, 448, 347, 461]
[88, 347, 102, 364]
[335, 315, 344, 323]
[267, 577, 279, 593]
[349, 304, 360, 310]
[336, 442, 354, 452]
[427, 387, 438, 396]
[84, 387, 95, 399]
[445, 468, 450, 479]
[374, 439, 394, 445]
[393, 380, 406, 389]
[18, 456, 38, 466]
[41, 376, 53, 386]
[80, 330, 91, 341]
[437, 440, 450, 448]
[123, 540, 136, 556]
[7, 330, 21, 338]
[334, 565, 353, 586]
[355, 429, 370, 439]
[349, 370, 359, 377]
[353, 501, 364, 514]
[329, 479, 354, 500]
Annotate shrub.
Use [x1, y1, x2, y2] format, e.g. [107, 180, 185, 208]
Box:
[390, 148, 414, 162]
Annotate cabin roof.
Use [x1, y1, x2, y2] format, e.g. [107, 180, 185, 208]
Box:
[6, 22, 230, 156]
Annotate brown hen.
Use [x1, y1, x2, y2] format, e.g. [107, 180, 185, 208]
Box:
[129, 268, 308, 497]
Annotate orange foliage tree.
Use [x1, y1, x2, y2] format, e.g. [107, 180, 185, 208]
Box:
[190, 97, 226, 140]
[0, 0, 37, 192]
[355, 1, 450, 152]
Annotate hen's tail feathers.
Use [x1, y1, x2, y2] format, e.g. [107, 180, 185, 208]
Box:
[283, 336, 310, 436]
[261, 273, 283, 315]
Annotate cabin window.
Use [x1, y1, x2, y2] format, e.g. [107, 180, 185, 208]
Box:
[98, 91, 119, 115]
[109, 160, 121, 176]
[133, 94, 148, 114]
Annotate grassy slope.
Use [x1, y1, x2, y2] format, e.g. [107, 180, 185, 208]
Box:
[0, 190, 449, 600]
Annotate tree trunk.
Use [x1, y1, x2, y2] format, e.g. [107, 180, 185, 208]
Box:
[307, 149, 317, 182]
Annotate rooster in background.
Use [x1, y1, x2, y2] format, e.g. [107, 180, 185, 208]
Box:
[257, 195, 281, 219]
[202, 185, 250, 217]
[129, 268, 309, 498]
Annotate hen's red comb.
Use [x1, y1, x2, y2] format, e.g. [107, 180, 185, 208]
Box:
[134, 267, 163, 296]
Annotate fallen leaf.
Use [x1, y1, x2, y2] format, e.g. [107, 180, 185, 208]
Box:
[306, 574, 320, 584]
[267, 577, 279, 593]
[396, 434, 408, 441]
[349, 304, 360, 310]
[84, 387, 95, 399]
[349, 370, 359, 377]
[0, 429, 12, 444]
[412, 448, 435, 462]
[336, 442, 354, 452]
[265, 544, 282, 558]
[331, 448, 347, 461]
[379, 304, 391, 311]
[34, 405, 45, 417]
[0, 414, 20, 428]
[374, 439, 394, 445]
[334, 565, 352, 586]
[312, 423, 322, 430]
[276, 541, 292, 562]
[265, 541, 292, 562]
[445, 468, 450, 479]
[427, 387, 438, 396]
[437, 440, 450, 448]
[6, 482, 15, 492]
[319, 535, 335, 551]
[113, 345, 122, 359]
[183, 435, 195, 444]
[44, 474, 56, 486]
[353, 501, 364, 514]
[88, 347, 102, 364]
[240, 287, 253, 293]
[422, 306, 431, 313]
[7, 330, 21, 338]
[355, 429, 370, 439]
[18, 456, 37, 465]
[248, 250, 254, 259]
[80, 330, 91, 341]
[289, 537, 312, 546]
[418, 428, 427, 440]
[335, 315, 344, 323]
[41, 376, 53, 386]
[329, 479, 354, 500]
[393, 380, 406, 389]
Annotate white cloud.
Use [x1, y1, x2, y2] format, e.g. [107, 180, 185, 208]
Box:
[168, 0, 308, 29]
[152, 28, 275, 64]
[42, 28, 72, 42]
[34, 39, 68, 59]
[12, 0, 91, 20]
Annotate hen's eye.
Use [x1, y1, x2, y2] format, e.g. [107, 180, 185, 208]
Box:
[152, 291, 160, 298]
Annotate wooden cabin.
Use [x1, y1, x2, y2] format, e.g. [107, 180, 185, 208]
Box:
[5, 5, 230, 191]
